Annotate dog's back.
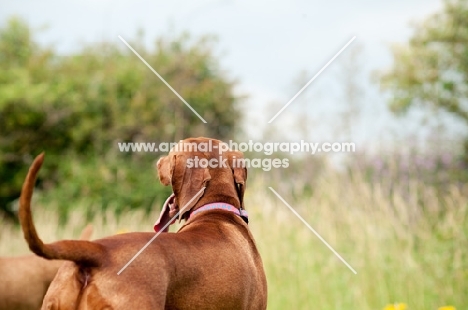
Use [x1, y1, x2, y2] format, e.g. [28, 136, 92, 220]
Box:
[42, 216, 266, 309]
[160, 212, 266, 309]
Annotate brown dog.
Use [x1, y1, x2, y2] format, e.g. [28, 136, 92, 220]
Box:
[0, 225, 93, 310]
[19, 137, 267, 309]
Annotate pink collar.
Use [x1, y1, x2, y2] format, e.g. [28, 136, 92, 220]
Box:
[190, 203, 248, 223]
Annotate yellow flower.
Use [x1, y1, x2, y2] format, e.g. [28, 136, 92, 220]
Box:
[438, 306, 456, 310]
[383, 303, 408, 310]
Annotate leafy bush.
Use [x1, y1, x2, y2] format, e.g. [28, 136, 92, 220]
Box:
[0, 17, 242, 219]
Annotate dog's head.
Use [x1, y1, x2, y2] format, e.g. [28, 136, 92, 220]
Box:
[154, 137, 247, 232]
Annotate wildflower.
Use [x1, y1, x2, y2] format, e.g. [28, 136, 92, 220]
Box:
[383, 303, 408, 310]
[438, 306, 456, 310]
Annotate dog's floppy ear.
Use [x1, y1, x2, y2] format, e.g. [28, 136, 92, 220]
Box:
[171, 154, 211, 219]
[157, 155, 174, 186]
[227, 151, 247, 208]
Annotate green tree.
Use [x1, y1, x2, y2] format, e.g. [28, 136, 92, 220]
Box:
[380, 0, 468, 132]
[0, 17, 242, 220]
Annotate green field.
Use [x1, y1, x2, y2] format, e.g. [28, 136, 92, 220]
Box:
[1, 167, 466, 310]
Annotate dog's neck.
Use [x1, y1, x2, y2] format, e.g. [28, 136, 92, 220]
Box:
[153, 192, 247, 233]
[179, 192, 242, 221]
[189, 202, 249, 224]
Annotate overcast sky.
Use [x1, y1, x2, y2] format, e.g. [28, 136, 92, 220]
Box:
[2, 0, 453, 149]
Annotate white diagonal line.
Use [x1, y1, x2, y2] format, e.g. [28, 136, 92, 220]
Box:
[268, 187, 357, 274]
[118, 35, 207, 123]
[268, 36, 356, 123]
[117, 187, 206, 275]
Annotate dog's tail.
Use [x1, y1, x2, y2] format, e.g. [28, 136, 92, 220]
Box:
[19, 153, 107, 267]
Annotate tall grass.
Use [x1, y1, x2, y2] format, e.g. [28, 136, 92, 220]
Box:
[1, 163, 466, 309]
[249, 165, 467, 310]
